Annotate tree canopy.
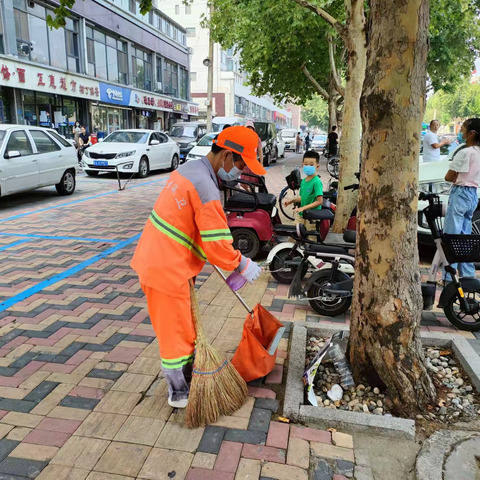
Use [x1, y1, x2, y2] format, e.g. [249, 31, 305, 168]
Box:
[302, 96, 329, 130]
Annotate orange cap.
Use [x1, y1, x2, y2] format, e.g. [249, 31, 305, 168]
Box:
[215, 126, 266, 175]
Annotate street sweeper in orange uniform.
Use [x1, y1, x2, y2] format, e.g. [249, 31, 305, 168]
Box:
[131, 126, 266, 408]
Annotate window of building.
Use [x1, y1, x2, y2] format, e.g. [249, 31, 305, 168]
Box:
[186, 27, 195, 38]
[175, 4, 179, 14]
[179, 68, 188, 100]
[220, 51, 227, 70]
[132, 47, 152, 91]
[14, 1, 79, 72]
[164, 61, 178, 97]
[164, 19, 171, 36]
[185, 4, 191, 14]
[190, 72, 197, 82]
[155, 55, 162, 91]
[87, 28, 127, 84]
[181, 32, 186, 45]
[129, 0, 135, 14]
[0, 2, 4, 55]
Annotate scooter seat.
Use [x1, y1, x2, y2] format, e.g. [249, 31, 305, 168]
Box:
[304, 244, 349, 255]
[303, 209, 335, 221]
[273, 224, 296, 235]
[225, 192, 277, 212]
[343, 230, 356, 244]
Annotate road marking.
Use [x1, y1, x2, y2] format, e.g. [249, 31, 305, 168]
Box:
[0, 238, 32, 252]
[0, 233, 141, 313]
[0, 233, 118, 243]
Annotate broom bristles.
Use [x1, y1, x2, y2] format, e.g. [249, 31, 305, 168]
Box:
[186, 281, 248, 429]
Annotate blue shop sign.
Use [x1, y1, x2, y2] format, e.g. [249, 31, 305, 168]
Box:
[99, 83, 131, 106]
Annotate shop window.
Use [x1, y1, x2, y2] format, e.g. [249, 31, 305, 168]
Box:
[87, 28, 128, 84]
[132, 47, 152, 91]
[30, 130, 61, 153]
[179, 68, 188, 100]
[164, 61, 178, 97]
[5, 130, 33, 157]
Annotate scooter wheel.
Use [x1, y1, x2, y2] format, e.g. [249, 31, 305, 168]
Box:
[232, 228, 260, 259]
[307, 270, 351, 317]
[270, 249, 307, 284]
[444, 291, 480, 331]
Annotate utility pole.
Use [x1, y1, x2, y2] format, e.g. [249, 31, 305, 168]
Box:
[206, 2, 214, 132]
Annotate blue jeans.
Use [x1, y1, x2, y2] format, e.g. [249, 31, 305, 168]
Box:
[443, 185, 478, 279]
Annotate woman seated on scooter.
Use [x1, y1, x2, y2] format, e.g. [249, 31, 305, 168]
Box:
[284, 150, 323, 228]
[444, 117, 480, 280]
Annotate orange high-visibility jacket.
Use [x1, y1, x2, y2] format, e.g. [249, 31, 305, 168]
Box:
[131, 156, 244, 298]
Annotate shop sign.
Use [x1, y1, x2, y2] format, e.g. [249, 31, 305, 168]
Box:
[0, 59, 100, 99]
[129, 90, 199, 116]
[99, 83, 132, 106]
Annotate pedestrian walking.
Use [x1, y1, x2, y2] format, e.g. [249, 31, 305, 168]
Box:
[443, 117, 480, 279]
[423, 120, 453, 162]
[326, 126, 339, 156]
[305, 132, 311, 151]
[131, 126, 264, 409]
[296, 132, 302, 153]
[72, 121, 81, 148]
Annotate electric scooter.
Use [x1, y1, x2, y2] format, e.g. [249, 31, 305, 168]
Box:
[293, 192, 480, 331]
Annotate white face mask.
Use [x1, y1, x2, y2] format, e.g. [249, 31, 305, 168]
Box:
[218, 166, 242, 181]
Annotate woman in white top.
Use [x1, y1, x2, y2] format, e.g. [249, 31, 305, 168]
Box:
[443, 117, 480, 278]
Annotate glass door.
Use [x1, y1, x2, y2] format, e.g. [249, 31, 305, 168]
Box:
[107, 109, 121, 134]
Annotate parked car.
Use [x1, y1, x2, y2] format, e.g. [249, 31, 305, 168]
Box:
[212, 117, 246, 132]
[254, 122, 278, 167]
[82, 130, 180, 178]
[280, 128, 297, 151]
[311, 134, 327, 150]
[417, 157, 480, 245]
[0, 125, 77, 197]
[186, 132, 218, 162]
[276, 134, 286, 158]
[169, 122, 207, 163]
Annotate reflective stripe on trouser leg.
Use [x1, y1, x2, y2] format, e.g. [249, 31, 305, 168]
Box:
[141, 283, 196, 402]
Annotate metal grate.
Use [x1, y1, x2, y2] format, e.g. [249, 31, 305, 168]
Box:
[442, 234, 480, 263]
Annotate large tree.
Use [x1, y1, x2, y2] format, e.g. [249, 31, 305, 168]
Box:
[349, 0, 436, 415]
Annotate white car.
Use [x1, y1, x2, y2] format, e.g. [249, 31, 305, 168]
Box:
[82, 130, 180, 178]
[186, 132, 218, 162]
[280, 128, 297, 151]
[312, 134, 327, 150]
[0, 125, 78, 197]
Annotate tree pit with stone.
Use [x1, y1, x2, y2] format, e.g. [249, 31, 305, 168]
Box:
[306, 336, 479, 424]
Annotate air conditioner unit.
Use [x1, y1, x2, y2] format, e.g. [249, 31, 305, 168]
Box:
[156, 82, 162, 91]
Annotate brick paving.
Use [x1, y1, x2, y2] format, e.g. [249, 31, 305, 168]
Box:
[0, 155, 476, 479]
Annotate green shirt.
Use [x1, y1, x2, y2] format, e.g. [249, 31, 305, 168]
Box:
[299, 176, 323, 217]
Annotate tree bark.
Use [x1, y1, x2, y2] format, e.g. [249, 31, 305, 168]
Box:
[328, 75, 338, 133]
[330, 0, 366, 234]
[349, 0, 436, 416]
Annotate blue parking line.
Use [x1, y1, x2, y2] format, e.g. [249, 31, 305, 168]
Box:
[0, 233, 118, 243]
[0, 238, 32, 252]
[0, 233, 141, 313]
[0, 176, 169, 224]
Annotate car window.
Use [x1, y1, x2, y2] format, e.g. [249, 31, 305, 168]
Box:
[281, 131, 296, 138]
[49, 130, 74, 148]
[254, 123, 268, 141]
[103, 131, 149, 143]
[198, 133, 218, 146]
[170, 125, 196, 138]
[149, 133, 159, 144]
[5, 130, 33, 157]
[30, 130, 62, 153]
[159, 133, 169, 144]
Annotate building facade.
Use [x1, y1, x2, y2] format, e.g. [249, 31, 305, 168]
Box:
[0, 0, 198, 139]
[161, 0, 291, 128]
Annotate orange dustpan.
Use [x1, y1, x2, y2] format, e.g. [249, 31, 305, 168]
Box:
[214, 266, 285, 382]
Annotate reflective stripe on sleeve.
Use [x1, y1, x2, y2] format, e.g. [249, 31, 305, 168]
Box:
[200, 228, 233, 242]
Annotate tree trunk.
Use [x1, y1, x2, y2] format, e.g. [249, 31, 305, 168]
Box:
[330, 0, 366, 234]
[327, 75, 338, 132]
[349, 0, 436, 416]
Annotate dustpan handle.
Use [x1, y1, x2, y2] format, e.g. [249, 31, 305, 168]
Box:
[213, 265, 253, 315]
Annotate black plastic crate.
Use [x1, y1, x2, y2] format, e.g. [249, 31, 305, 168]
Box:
[441, 234, 480, 263]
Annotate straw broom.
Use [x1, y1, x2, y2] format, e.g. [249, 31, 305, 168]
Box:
[186, 280, 248, 428]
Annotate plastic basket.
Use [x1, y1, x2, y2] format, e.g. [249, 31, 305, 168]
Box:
[441, 234, 480, 263]
[285, 169, 301, 190]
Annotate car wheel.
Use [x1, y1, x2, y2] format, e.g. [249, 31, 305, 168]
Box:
[55, 170, 76, 196]
[137, 156, 149, 178]
[263, 153, 270, 168]
[169, 154, 179, 172]
[272, 148, 278, 163]
[86, 171, 99, 177]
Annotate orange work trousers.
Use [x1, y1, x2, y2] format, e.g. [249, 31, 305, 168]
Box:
[141, 283, 196, 401]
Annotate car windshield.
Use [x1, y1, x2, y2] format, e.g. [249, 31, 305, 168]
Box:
[254, 123, 269, 141]
[103, 131, 149, 144]
[198, 133, 218, 146]
[314, 135, 327, 141]
[170, 126, 196, 138]
[281, 131, 296, 138]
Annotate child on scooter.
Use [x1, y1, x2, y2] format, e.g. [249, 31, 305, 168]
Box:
[284, 150, 323, 226]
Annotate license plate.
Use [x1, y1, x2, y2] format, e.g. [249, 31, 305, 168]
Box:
[180, 154, 185, 159]
[93, 160, 108, 166]
[285, 144, 290, 148]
